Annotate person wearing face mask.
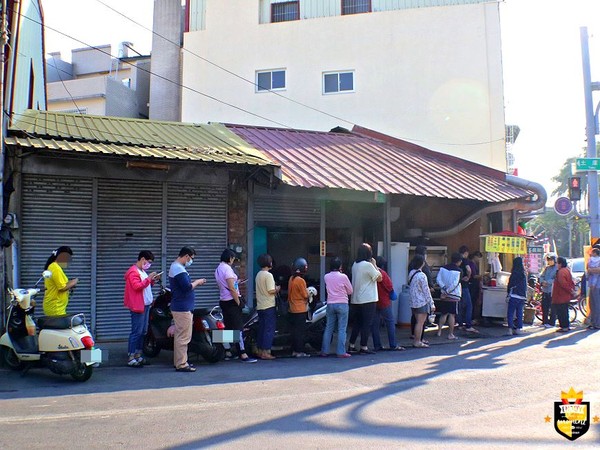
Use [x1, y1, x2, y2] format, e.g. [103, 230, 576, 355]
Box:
[124, 250, 160, 367]
[43, 246, 79, 317]
[168, 246, 207, 372]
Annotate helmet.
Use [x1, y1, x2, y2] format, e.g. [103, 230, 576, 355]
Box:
[293, 257, 308, 273]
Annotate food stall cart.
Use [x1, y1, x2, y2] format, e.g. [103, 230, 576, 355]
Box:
[480, 232, 530, 319]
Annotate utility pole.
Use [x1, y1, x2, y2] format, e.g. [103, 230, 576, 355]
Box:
[0, 0, 7, 329]
[581, 26, 600, 238]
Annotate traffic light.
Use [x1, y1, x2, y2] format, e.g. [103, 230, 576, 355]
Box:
[568, 176, 581, 201]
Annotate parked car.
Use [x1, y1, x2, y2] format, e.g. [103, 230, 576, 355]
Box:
[567, 257, 585, 282]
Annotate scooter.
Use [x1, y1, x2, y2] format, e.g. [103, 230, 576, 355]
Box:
[243, 287, 327, 355]
[0, 271, 101, 382]
[142, 282, 226, 363]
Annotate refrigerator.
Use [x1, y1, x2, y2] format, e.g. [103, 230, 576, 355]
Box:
[378, 241, 410, 324]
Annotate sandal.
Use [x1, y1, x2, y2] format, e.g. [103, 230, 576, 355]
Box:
[421, 339, 429, 345]
[175, 365, 197, 372]
[390, 346, 405, 351]
[413, 342, 429, 348]
[447, 335, 459, 340]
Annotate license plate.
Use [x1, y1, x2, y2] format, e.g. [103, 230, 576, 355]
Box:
[81, 348, 102, 364]
[212, 330, 240, 343]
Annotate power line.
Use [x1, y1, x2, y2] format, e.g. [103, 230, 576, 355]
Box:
[92, 0, 506, 147]
[10, 6, 292, 129]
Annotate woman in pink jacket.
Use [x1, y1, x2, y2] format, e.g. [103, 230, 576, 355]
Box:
[124, 250, 159, 367]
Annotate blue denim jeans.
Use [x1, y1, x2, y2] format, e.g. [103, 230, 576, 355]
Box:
[128, 305, 149, 355]
[371, 305, 397, 349]
[507, 296, 525, 329]
[458, 287, 472, 328]
[321, 303, 349, 355]
[257, 307, 277, 350]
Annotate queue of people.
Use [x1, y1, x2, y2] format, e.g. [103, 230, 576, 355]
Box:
[41, 240, 596, 373]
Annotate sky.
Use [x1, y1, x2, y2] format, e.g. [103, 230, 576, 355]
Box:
[40, 0, 600, 203]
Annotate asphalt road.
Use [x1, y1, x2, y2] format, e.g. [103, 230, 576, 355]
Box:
[1, 325, 599, 449]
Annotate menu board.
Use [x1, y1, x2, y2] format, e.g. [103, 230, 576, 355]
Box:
[525, 245, 544, 274]
[485, 235, 527, 254]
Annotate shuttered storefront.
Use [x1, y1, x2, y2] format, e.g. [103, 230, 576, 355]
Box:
[253, 196, 321, 225]
[95, 179, 163, 340]
[20, 174, 93, 322]
[20, 175, 228, 340]
[166, 183, 227, 309]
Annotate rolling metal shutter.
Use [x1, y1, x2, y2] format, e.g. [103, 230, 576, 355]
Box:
[20, 174, 93, 322]
[95, 179, 163, 340]
[253, 196, 321, 225]
[166, 183, 227, 308]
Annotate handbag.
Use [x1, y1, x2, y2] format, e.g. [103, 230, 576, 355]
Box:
[389, 289, 398, 301]
[440, 279, 461, 302]
[505, 287, 514, 304]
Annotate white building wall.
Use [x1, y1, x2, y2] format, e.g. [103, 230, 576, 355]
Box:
[182, 0, 506, 170]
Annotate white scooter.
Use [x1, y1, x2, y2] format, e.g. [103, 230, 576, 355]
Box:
[0, 271, 101, 382]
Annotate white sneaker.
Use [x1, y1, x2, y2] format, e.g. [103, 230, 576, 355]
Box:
[507, 328, 514, 336]
[514, 328, 523, 335]
[544, 324, 553, 328]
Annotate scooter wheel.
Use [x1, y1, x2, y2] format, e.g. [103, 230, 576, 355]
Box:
[142, 333, 161, 357]
[1, 345, 24, 370]
[71, 363, 93, 382]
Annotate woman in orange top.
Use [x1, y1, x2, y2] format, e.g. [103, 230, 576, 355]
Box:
[288, 257, 310, 358]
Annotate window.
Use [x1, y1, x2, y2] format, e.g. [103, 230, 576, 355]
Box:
[323, 71, 354, 94]
[256, 69, 286, 92]
[271, 1, 299, 23]
[342, 0, 371, 15]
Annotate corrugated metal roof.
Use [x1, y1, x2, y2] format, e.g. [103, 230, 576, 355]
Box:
[227, 124, 533, 203]
[7, 110, 273, 167]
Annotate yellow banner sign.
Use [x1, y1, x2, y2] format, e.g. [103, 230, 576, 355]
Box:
[485, 235, 527, 254]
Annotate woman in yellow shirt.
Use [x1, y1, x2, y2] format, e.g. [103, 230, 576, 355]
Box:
[43, 246, 79, 316]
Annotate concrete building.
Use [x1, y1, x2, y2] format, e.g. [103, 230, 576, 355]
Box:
[3, 0, 46, 124]
[46, 44, 150, 119]
[180, 0, 507, 171]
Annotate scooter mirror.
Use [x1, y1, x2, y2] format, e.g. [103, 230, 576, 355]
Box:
[42, 270, 52, 279]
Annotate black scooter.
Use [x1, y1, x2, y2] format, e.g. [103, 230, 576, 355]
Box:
[243, 288, 326, 355]
[142, 282, 225, 363]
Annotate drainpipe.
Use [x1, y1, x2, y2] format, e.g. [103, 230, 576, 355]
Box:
[424, 175, 547, 239]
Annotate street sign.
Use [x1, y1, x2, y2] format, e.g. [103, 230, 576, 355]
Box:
[554, 196, 573, 216]
[575, 158, 600, 171]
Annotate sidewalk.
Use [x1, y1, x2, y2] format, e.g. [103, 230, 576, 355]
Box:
[96, 319, 545, 368]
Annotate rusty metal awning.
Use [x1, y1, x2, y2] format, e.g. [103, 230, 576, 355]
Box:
[227, 124, 534, 203]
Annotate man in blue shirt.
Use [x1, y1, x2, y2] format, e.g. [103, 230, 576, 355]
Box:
[169, 246, 206, 372]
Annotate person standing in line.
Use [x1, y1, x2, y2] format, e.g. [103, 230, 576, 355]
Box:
[410, 245, 434, 339]
[468, 251, 483, 321]
[371, 256, 404, 351]
[408, 254, 435, 348]
[255, 253, 280, 360]
[457, 245, 477, 332]
[124, 250, 159, 367]
[348, 243, 382, 354]
[585, 247, 600, 329]
[169, 246, 206, 372]
[436, 252, 462, 340]
[42, 246, 79, 317]
[288, 257, 311, 358]
[216, 249, 257, 363]
[552, 256, 575, 332]
[321, 257, 353, 358]
[538, 253, 558, 328]
[506, 256, 528, 336]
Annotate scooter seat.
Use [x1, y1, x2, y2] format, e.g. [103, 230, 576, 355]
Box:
[193, 308, 211, 317]
[37, 314, 84, 330]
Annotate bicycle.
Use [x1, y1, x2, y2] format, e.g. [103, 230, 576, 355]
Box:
[529, 284, 578, 324]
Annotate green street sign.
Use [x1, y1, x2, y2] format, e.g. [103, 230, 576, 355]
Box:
[575, 158, 600, 170]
